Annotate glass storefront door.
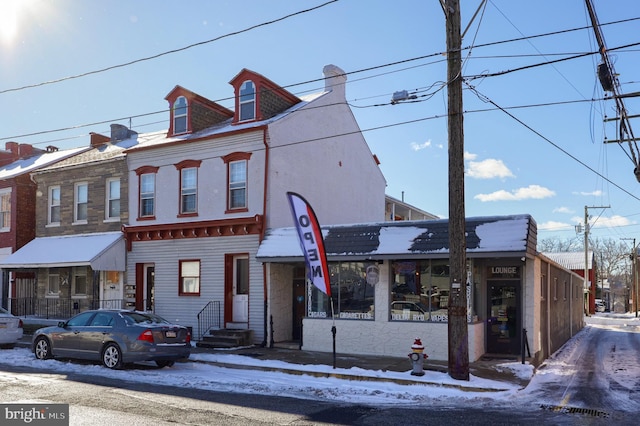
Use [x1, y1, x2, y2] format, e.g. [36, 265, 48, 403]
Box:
[487, 281, 520, 354]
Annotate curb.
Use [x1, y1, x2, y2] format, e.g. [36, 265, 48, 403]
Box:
[188, 359, 513, 392]
[16, 337, 514, 392]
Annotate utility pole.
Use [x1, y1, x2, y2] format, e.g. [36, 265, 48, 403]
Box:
[444, 0, 469, 381]
[622, 237, 638, 316]
[584, 205, 609, 315]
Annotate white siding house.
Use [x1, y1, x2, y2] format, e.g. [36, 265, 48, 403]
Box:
[123, 65, 387, 344]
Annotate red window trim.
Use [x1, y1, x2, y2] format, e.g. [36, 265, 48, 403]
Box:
[178, 259, 201, 296]
[136, 166, 159, 220]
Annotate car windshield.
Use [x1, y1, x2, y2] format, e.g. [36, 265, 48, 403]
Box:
[0, 307, 8, 315]
[121, 312, 171, 326]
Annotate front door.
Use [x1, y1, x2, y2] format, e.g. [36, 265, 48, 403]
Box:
[231, 255, 249, 323]
[292, 274, 306, 340]
[135, 263, 154, 312]
[487, 281, 520, 354]
[101, 271, 122, 309]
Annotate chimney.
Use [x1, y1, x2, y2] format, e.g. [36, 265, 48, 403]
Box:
[110, 124, 138, 142]
[18, 143, 35, 157]
[90, 132, 110, 147]
[5, 142, 18, 157]
[323, 64, 347, 100]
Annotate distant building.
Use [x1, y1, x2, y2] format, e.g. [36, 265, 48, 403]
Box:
[544, 251, 596, 314]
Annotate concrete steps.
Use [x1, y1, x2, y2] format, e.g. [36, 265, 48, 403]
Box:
[196, 329, 254, 349]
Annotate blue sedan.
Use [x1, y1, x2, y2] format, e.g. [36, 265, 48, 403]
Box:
[32, 310, 191, 369]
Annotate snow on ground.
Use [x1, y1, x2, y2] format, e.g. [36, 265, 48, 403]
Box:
[0, 312, 637, 410]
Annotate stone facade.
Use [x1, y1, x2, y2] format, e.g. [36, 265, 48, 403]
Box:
[33, 158, 128, 237]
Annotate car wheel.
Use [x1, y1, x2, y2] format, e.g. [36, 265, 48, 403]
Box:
[102, 343, 123, 369]
[34, 336, 52, 360]
[155, 360, 175, 368]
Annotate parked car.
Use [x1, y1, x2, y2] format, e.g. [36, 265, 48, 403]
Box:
[0, 306, 23, 348]
[595, 299, 606, 313]
[32, 310, 191, 369]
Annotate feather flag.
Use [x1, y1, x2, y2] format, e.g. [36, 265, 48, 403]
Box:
[286, 192, 332, 297]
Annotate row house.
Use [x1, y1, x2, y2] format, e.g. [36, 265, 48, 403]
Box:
[122, 64, 387, 344]
[0, 143, 88, 310]
[1, 127, 137, 318]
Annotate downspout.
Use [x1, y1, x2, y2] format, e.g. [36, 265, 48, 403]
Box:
[261, 128, 269, 347]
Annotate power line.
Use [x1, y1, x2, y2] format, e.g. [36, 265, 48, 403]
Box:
[465, 82, 640, 203]
[0, 0, 339, 95]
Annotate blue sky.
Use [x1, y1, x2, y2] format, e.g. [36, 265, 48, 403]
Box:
[0, 0, 639, 245]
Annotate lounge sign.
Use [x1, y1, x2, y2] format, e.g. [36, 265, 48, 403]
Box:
[488, 266, 520, 278]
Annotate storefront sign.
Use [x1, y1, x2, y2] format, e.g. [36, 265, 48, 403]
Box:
[488, 266, 520, 278]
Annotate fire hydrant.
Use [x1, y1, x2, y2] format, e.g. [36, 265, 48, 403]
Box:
[408, 338, 428, 376]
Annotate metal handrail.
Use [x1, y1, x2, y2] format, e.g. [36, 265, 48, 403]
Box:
[196, 300, 221, 340]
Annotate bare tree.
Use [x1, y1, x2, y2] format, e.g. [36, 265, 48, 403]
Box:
[538, 236, 582, 252]
[590, 237, 631, 279]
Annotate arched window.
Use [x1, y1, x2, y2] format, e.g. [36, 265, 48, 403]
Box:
[173, 96, 188, 134]
[239, 81, 255, 121]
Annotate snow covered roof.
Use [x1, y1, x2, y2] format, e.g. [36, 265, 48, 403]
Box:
[0, 146, 89, 180]
[34, 136, 139, 172]
[256, 214, 536, 262]
[0, 232, 125, 271]
[126, 92, 326, 153]
[543, 251, 594, 270]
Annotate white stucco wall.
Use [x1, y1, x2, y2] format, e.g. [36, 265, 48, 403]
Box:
[301, 318, 484, 362]
[265, 72, 387, 228]
[267, 263, 294, 342]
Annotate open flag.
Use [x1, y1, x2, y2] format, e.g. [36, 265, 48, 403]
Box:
[286, 192, 332, 297]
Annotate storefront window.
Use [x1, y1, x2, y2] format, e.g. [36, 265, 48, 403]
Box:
[391, 260, 450, 322]
[307, 261, 375, 320]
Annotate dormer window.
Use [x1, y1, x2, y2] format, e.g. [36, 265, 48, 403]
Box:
[239, 81, 255, 121]
[173, 96, 188, 134]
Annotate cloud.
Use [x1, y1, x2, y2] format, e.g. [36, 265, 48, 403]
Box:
[576, 215, 634, 229]
[464, 151, 477, 161]
[553, 206, 573, 214]
[573, 190, 604, 197]
[467, 158, 515, 179]
[474, 185, 555, 202]
[411, 140, 431, 151]
[539, 221, 573, 231]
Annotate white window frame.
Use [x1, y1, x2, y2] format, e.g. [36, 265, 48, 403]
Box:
[179, 260, 200, 295]
[239, 81, 255, 121]
[229, 160, 247, 209]
[180, 168, 197, 214]
[140, 174, 155, 218]
[105, 178, 120, 221]
[74, 182, 88, 224]
[47, 271, 60, 297]
[0, 188, 11, 231]
[173, 96, 188, 134]
[48, 186, 61, 226]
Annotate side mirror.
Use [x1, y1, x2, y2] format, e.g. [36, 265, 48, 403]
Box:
[58, 321, 66, 328]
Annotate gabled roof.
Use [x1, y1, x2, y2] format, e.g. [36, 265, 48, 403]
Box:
[256, 214, 537, 262]
[229, 68, 300, 105]
[0, 146, 90, 180]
